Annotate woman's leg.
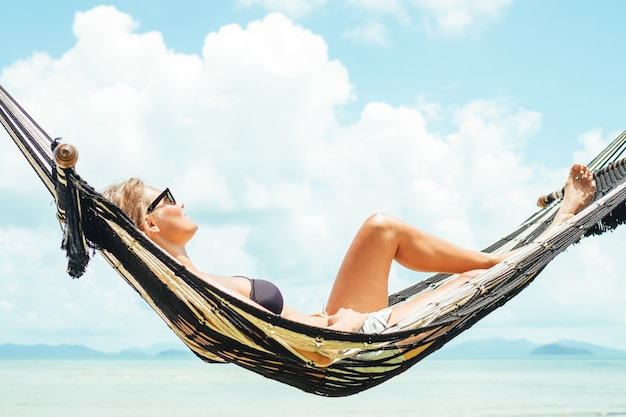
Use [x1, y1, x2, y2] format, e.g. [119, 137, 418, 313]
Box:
[324, 213, 501, 314]
[387, 269, 485, 326]
[325, 164, 597, 316]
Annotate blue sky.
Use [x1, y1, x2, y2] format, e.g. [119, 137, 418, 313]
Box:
[1, 1, 625, 353]
[4, 0, 625, 165]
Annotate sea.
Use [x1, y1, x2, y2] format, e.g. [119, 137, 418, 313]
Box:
[1, 357, 625, 417]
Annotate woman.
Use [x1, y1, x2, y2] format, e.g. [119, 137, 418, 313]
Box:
[103, 164, 596, 334]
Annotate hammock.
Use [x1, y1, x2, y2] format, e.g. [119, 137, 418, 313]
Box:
[2, 83, 626, 397]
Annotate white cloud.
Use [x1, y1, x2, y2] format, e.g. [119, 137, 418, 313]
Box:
[344, 0, 513, 40]
[187, 224, 259, 276]
[410, 0, 513, 36]
[0, 227, 176, 351]
[572, 128, 623, 164]
[468, 227, 626, 349]
[235, 0, 327, 18]
[235, 0, 512, 42]
[346, 0, 411, 23]
[344, 20, 391, 46]
[414, 94, 444, 121]
[1, 6, 625, 350]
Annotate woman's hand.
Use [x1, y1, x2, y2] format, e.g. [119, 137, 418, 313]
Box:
[326, 308, 367, 332]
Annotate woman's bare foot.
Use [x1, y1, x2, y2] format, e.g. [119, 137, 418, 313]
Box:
[553, 164, 596, 225]
[458, 164, 595, 267]
[513, 164, 596, 248]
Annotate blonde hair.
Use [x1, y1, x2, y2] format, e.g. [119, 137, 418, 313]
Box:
[102, 178, 149, 230]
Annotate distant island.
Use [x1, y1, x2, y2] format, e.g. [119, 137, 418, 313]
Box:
[433, 337, 626, 359]
[530, 343, 592, 356]
[1, 338, 625, 360]
[0, 343, 195, 360]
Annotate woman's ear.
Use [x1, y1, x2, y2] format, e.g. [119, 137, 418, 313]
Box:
[143, 215, 160, 236]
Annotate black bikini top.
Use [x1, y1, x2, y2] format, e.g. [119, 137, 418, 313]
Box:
[241, 277, 284, 314]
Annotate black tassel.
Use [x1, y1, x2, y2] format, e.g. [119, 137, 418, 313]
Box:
[585, 201, 626, 238]
[60, 174, 91, 278]
[52, 140, 91, 278]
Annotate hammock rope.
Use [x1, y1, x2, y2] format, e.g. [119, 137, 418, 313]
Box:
[2, 83, 626, 397]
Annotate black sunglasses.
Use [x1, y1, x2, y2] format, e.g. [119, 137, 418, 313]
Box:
[146, 188, 176, 214]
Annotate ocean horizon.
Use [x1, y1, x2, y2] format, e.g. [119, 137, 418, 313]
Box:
[2, 336, 626, 360]
[1, 356, 625, 417]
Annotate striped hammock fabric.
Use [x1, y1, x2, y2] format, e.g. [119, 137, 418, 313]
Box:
[2, 83, 626, 397]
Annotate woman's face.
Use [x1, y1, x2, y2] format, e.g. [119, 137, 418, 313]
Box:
[143, 186, 198, 245]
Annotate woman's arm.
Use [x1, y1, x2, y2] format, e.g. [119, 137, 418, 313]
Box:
[326, 308, 367, 332]
[278, 307, 366, 366]
[280, 306, 328, 327]
[281, 307, 366, 332]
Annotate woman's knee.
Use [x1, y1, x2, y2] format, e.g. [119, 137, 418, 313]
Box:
[363, 213, 397, 233]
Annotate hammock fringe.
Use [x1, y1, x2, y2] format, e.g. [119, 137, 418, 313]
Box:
[584, 157, 626, 238]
